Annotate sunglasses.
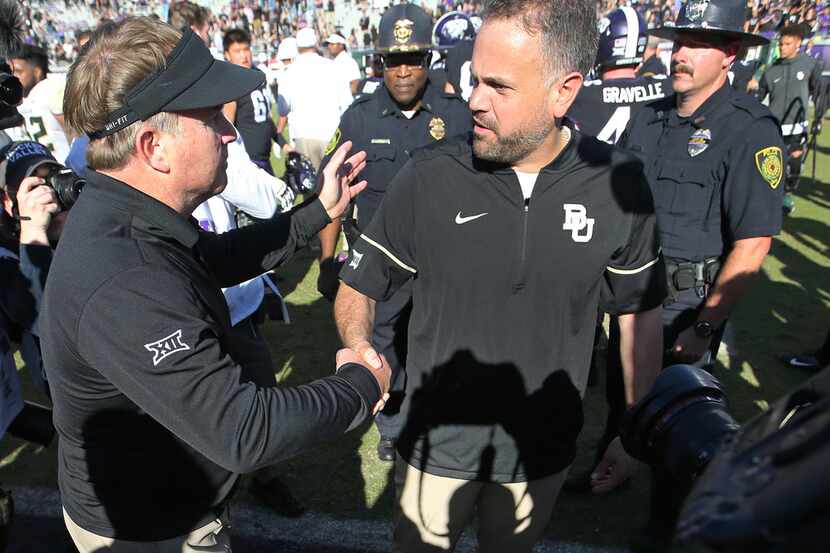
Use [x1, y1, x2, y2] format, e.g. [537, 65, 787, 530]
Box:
[382, 52, 430, 69]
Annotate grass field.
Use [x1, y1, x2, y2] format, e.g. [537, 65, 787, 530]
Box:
[1, 124, 828, 549]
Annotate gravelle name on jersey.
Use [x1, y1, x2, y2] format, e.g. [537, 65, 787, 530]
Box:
[601, 81, 665, 104]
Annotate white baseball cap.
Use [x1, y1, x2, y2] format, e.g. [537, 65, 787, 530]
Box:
[324, 33, 347, 46]
[277, 37, 299, 60]
[296, 27, 317, 48]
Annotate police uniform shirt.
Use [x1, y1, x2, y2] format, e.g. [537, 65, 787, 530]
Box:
[620, 83, 785, 262]
[567, 75, 669, 144]
[340, 129, 666, 483]
[41, 171, 382, 540]
[445, 39, 475, 101]
[320, 79, 471, 231]
[235, 68, 277, 163]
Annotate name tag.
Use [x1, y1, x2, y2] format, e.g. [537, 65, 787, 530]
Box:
[371, 138, 391, 144]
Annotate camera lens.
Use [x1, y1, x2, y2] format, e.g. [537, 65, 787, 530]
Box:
[0, 74, 23, 107]
[47, 168, 86, 210]
[621, 365, 739, 483]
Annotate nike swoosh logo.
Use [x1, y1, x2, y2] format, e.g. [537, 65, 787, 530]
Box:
[455, 211, 488, 224]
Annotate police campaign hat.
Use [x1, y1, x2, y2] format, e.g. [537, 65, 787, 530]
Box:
[376, 3, 433, 53]
[89, 29, 264, 139]
[650, 0, 768, 46]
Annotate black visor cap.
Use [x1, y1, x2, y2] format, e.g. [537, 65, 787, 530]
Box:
[90, 29, 264, 138]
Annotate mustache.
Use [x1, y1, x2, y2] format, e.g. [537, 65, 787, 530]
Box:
[672, 63, 695, 76]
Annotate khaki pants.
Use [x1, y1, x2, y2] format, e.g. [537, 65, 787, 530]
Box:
[293, 138, 329, 171]
[63, 509, 232, 552]
[393, 457, 567, 553]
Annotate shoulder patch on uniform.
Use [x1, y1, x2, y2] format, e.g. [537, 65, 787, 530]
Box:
[144, 329, 190, 366]
[325, 128, 342, 156]
[755, 146, 783, 189]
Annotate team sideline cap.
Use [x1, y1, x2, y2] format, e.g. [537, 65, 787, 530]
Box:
[277, 37, 299, 60]
[296, 27, 318, 48]
[0, 141, 60, 192]
[324, 33, 348, 45]
[89, 29, 264, 139]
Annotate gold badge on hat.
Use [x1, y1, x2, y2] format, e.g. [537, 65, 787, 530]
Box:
[754, 146, 783, 189]
[685, 0, 711, 22]
[429, 117, 446, 140]
[394, 19, 414, 44]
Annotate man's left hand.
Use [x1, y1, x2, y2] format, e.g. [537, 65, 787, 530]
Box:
[591, 437, 640, 494]
[670, 326, 711, 364]
[318, 141, 367, 221]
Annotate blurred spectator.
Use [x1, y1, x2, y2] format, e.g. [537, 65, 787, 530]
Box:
[279, 27, 352, 169]
[324, 33, 361, 95]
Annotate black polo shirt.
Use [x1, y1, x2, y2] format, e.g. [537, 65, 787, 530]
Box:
[620, 83, 784, 261]
[41, 171, 381, 540]
[340, 129, 666, 482]
[320, 79, 471, 231]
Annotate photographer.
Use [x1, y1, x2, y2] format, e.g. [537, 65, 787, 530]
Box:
[41, 17, 389, 552]
[0, 141, 71, 401]
[0, 140, 70, 550]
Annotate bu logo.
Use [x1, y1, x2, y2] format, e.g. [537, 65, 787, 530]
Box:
[144, 329, 191, 367]
[562, 204, 595, 243]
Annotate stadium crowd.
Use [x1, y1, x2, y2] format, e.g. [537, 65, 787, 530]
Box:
[0, 0, 828, 551]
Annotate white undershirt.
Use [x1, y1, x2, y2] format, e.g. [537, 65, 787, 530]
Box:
[401, 109, 416, 119]
[511, 127, 571, 200]
[513, 170, 539, 200]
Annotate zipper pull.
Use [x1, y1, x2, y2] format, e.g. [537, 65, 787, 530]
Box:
[523, 198, 530, 212]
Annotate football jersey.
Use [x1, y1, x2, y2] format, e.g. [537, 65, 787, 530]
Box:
[12, 76, 70, 162]
[567, 75, 668, 144]
[445, 39, 475, 102]
[235, 68, 276, 164]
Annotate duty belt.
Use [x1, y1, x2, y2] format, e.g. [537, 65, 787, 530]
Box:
[665, 257, 722, 300]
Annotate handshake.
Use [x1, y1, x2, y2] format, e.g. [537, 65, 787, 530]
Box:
[335, 345, 392, 415]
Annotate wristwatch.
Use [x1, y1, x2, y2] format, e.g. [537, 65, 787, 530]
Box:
[694, 320, 714, 338]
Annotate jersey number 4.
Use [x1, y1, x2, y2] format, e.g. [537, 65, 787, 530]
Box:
[597, 106, 631, 145]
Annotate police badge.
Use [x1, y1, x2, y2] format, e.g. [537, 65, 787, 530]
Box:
[754, 146, 783, 189]
[394, 19, 414, 44]
[429, 117, 446, 140]
[685, 0, 710, 22]
[688, 128, 711, 157]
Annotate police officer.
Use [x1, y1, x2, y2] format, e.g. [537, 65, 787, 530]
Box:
[619, 1, 784, 550]
[316, 3, 471, 461]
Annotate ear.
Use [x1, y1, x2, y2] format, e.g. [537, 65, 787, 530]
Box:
[723, 41, 740, 68]
[135, 125, 171, 174]
[550, 71, 584, 119]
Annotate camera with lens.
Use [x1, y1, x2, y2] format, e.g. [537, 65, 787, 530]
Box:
[0, 141, 85, 210]
[621, 364, 830, 552]
[43, 165, 85, 210]
[0, 62, 23, 132]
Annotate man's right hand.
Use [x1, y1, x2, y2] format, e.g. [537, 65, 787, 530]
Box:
[336, 347, 391, 415]
[318, 141, 367, 221]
